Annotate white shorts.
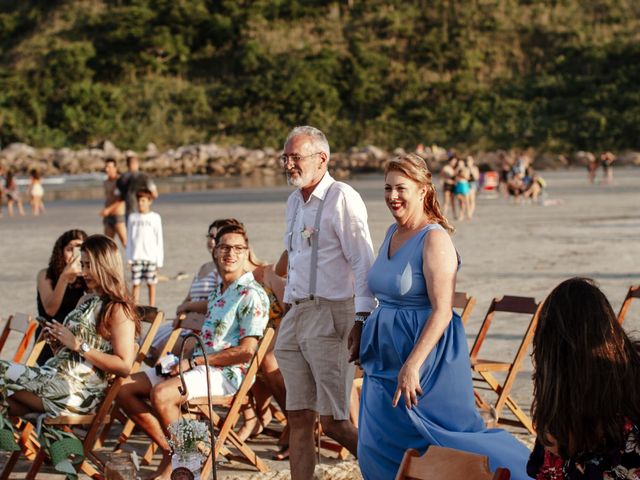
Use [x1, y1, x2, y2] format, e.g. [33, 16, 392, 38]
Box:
[144, 365, 236, 400]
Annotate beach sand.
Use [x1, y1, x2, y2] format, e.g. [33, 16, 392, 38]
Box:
[0, 168, 639, 478]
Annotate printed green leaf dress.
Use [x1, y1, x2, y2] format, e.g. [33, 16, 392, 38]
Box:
[0, 295, 112, 416]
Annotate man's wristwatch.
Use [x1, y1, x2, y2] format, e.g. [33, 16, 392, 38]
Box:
[79, 342, 91, 356]
[354, 313, 369, 325]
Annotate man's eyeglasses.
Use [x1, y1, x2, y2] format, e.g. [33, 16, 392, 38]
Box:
[279, 152, 322, 166]
[216, 244, 248, 254]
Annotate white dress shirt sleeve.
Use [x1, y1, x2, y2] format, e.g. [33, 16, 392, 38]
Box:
[331, 188, 377, 313]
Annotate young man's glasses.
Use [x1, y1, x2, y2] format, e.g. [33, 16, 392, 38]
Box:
[216, 244, 248, 254]
[279, 152, 322, 166]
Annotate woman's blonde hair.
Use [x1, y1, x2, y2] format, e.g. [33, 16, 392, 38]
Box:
[81, 235, 140, 338]
[384, 153, 454, 233]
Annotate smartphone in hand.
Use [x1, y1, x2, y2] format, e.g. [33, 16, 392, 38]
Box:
[72, 246, 82, 269]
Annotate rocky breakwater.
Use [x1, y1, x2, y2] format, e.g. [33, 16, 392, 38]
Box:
[0, 141, 638, 178]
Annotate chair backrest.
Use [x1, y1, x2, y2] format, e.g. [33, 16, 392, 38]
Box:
[189, 328, 275, 479]
[617, 285, 640, 324]
[469, 295, 540, 361]
[0, 313, 38, 362]
[134, 306, 165, 372]
[395, 446, 510, 480]
[453, 292, 476, 326]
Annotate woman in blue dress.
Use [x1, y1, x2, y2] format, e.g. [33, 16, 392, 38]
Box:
[354, 154, 530, 479]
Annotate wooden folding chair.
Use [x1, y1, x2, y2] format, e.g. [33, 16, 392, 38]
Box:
[453, 292, 476, 326]
[110, 311, 200, 460]
[395, 446, 510, 480]
[469, 295, 541, 434]
[1, 307, 164, 479]
[188, 327, 275, 478]
[0, 313, 38, 363]
[617, 285, 640, 324]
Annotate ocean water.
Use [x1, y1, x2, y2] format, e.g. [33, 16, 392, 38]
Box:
[11, 172, 290, 201]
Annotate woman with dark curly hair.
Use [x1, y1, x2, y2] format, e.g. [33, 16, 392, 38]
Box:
[528, 277, 640, 479]
[36, 229, 88, 364]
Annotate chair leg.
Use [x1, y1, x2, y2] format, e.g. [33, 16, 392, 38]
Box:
[143, 442, 157, 465]
[0, 450, 22, 480]
[479, 371, 535, 434]
[226, 429, 268, 472]
[78, 458, 104, 479]
[115, 416, 137, 448]
[25, 449, 46, 480]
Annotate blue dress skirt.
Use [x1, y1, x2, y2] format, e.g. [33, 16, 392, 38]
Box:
[358, 224, 530, 479]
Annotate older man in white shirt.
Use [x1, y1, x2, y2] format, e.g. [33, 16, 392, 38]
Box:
[275, 125, 376, 479]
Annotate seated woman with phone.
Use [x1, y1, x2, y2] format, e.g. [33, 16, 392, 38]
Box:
[36, 229, 88, 364]
[0, 234, 140, 418]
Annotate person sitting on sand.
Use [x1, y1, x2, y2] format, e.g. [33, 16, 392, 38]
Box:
[527, 277, 640, 479]
[523, 169, 546, 204]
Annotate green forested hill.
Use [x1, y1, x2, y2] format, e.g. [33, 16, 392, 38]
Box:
[0, 0, 639, 152]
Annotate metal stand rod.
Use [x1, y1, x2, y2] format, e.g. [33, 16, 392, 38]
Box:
[177, 333, 218, 480]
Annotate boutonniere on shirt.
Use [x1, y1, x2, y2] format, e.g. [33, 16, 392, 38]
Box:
[301, 226, 316, 246]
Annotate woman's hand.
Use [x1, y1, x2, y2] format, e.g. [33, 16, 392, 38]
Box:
[59, 256, 81, 283]
[393, 361, 423, 409]
[46, 320, 80, 352]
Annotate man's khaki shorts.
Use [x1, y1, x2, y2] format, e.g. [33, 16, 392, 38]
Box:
[274, 297, 355, 420]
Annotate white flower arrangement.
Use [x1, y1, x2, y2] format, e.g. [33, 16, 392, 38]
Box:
[168, 418, 210, 456]
[301, 226, 316, 246]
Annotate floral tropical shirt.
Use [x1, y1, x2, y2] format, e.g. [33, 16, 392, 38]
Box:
[527, 420, 640, 480]
[194, 272, 269, 391]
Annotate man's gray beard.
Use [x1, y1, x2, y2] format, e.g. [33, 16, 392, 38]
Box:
[286, 173, 303, 188]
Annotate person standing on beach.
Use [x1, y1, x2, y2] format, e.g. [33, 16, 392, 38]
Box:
[5, 171, 25, 217]
[274, 125, 376, 479]
[354, 154, 530, 479]
[600, 151, 615, 185]
[28, 169, 45, 216]
[115, 151, 158, 222]
[126, 189, 163, 307]
[99, 159, 127, 247]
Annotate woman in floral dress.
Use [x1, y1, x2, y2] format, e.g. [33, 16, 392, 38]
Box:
[0, 234, 140, 418]
[527, 277, 640, 479]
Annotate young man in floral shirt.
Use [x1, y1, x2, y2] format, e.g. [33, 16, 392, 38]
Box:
[117, 222, 269, 480]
